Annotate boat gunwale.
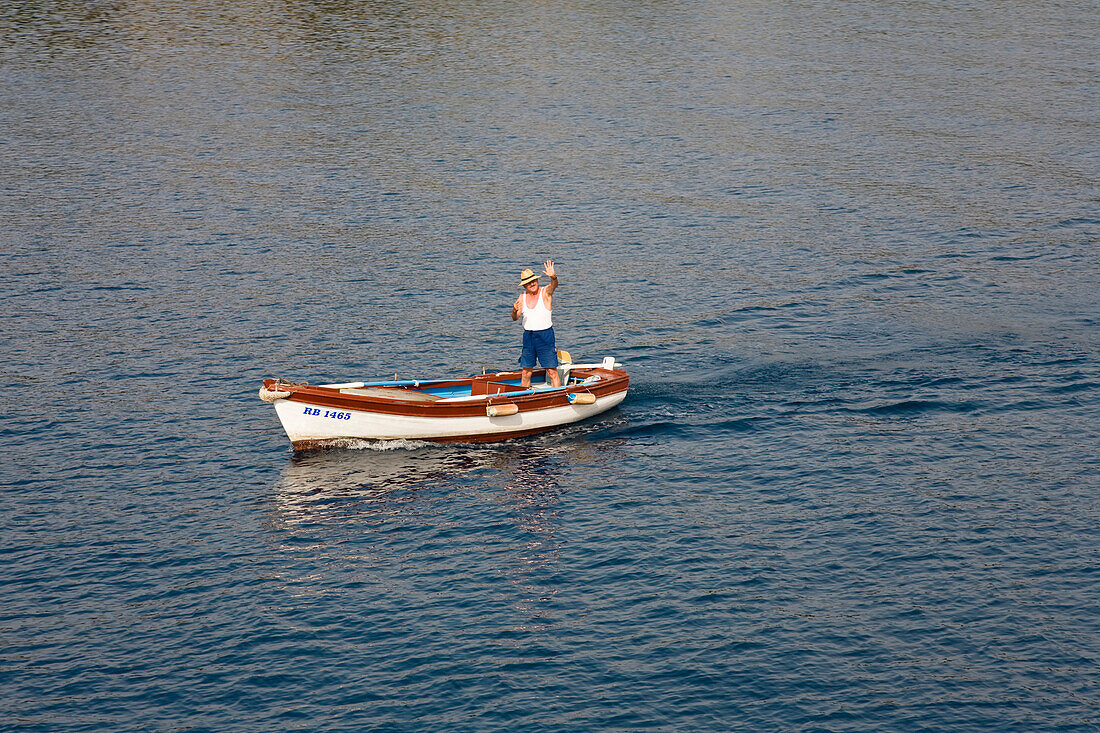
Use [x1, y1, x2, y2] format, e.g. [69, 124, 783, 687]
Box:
[262, 368, 628, 418]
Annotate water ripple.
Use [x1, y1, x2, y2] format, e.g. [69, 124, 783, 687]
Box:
[2, 1, 1098, 731]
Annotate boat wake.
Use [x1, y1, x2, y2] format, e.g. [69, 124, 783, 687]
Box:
[297, 437, 435, 452]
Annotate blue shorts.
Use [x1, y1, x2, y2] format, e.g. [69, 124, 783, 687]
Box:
[520, 327, 557, 369]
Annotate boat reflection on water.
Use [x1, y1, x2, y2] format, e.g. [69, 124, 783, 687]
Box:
[272, 440, 484, 523]
[270, 435, 622, 530]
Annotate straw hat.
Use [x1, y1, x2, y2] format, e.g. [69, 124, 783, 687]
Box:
[519, 268, 539, 286]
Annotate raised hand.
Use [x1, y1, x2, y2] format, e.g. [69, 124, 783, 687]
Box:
[543, 259, 556, 278]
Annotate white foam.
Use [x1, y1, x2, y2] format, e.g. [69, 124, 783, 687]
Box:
[328, 438, 434, 451]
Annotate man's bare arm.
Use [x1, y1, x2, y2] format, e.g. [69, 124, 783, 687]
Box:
[543, 259, 558, 297]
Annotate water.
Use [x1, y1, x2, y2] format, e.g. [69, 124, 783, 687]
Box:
[2, 1, 1098, 730]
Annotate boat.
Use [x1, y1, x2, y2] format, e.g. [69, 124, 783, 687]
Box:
[259, 356, 629, 449]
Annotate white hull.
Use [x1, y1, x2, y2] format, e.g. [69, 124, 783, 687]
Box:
[273, 390, 626, 443]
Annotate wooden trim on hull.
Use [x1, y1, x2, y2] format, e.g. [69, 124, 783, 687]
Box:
[266, 368, 628, 417]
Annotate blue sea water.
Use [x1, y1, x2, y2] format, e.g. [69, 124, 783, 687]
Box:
[1, 1, 1098, 730]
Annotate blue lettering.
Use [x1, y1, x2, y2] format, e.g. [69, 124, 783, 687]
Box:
[301, 407, 353, 419]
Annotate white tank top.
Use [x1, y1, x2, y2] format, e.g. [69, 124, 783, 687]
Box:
[520, 287, 553, 331]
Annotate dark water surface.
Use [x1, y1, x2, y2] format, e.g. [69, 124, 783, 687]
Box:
[2, 1, 1098, 730]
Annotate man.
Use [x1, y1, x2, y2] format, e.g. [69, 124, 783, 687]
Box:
[512, 259, 562, 389]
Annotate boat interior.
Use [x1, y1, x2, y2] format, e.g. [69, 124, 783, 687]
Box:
[335, 370, 601, 403]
